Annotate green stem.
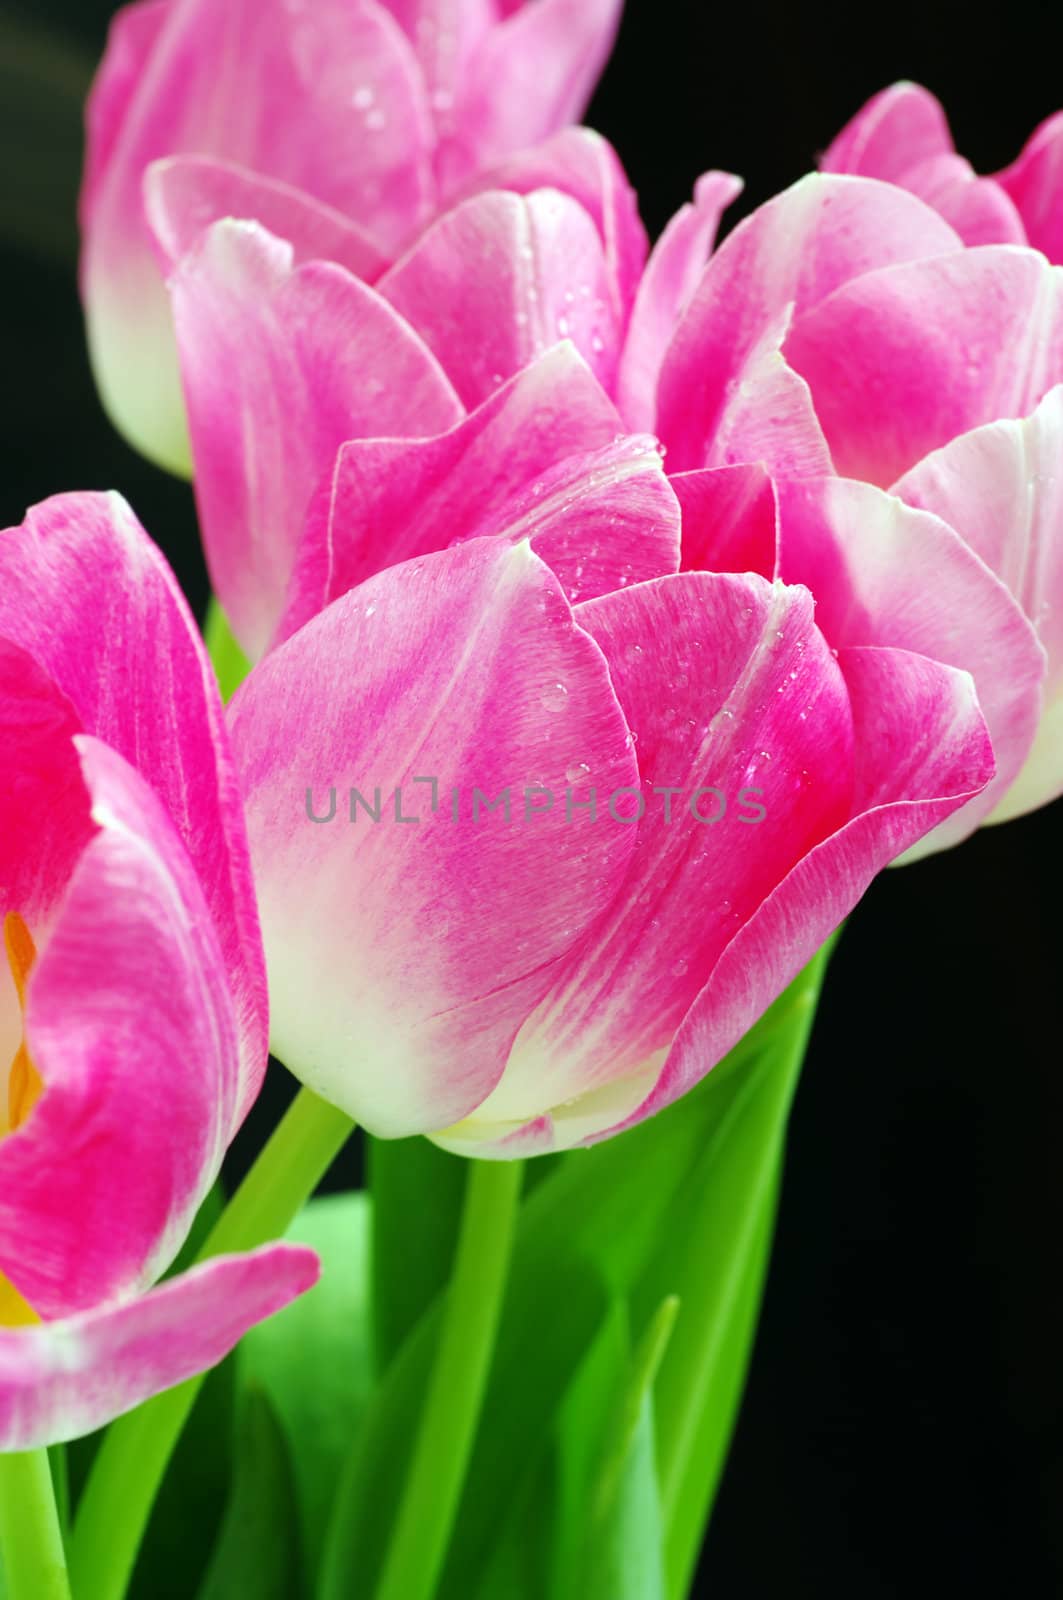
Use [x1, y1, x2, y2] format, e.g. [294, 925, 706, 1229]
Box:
[373, 1158, 524, 1600]
[0, 1449, 71, 1600]
[70, 1087, 354, 1600]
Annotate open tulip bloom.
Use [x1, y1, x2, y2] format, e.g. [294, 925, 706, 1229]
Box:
[0, 3, 1060, 1597]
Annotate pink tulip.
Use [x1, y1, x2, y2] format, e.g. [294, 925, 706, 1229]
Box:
[228, 532, 992, 1155]
[80, 0, 624, 472]
[649, 173, 1063, 839]
[0, 492, 317, 1448]
[149, 141, 737, 659]
[822, 82, 1063, 261]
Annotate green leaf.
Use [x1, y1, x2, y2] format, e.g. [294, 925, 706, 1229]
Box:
[367, 1135, 467, 1374]
[203, 597, 252, 703]
[241, 1192, 372, 1590]
[197, 1388, 301, 1600]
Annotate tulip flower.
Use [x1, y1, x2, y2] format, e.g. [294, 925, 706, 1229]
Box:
[227, 532, 992, 1155]
[822, 81, 1063, 262]
[80, 0, 624, 473]
[0, 492, 317, 1448]
[649, 173, 1063, 838]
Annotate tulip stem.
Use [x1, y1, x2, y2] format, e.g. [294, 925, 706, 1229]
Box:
[373, 1157, 524, 1600]
[0, 1448, 71, 1600]
[69, 1086, 354, 1600]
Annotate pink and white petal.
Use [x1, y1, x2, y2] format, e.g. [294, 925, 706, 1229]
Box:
[281, 344, 626, 635]
[80, 0, 170, 228]
[0, 1245, 318, 1450]
[0, 739, 240, 1320]
[785, 246, 1063, 487]
[617, 170, 743, 431]
[617, 645, 995, 1136]
[899, 153, 1026, 245]
[995, 111, 1063, 265]
[0, 492, 267, 1116]
[170, 220, 462, 661]
[775, 475, 1044, 843]
[81, 0, 434, 471]
[229, 539, 640, 1138]
[375, 0, 496, 125]
[701, 312, 834, 477]
[451, 0, 624, 175]
[656, 173, 961, 470]
[459, 128, 649, 320]
[454, 573, 855, 1137]
[379, 189, 621, 408]
[672, 464, 778, 579]
[820, 82, 955, 181]
[894, 385, 1063, 819]
[145, 156, 388, 282]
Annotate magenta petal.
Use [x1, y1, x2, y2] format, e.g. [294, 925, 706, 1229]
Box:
[624, 642, 994, 1133]
[775, 475, 1044, 848]
[379, 189, 621, 407]
[0, 1245, 318, 1449]
[821, 82, 954, 180]
[229, 539, 639, 1138]
[145, 156, 388, 281]
[898, 154, 1025, 246]
[656, 173, 960, 470]
[995, 110, 1063, 264]
[281, 344, 628, 634]
[0, 492, 267, 1116]
[672, 464, 778, 579]
[0, 738, 239, 1319]
[786, 246, 1063, 486]
[618, 170, 743, 431]
[169, 220, 462, 660]
[894, 385, 1063, 819]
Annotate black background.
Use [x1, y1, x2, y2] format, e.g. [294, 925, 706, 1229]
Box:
[2, 2, 1061, 1593]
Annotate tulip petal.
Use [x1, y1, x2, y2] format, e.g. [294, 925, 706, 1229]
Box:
[785, 246, 1063, 486]
[379, 189, 621, 407]
[445, 572, 856, 1148]
[0, 492, 267, 1118]
[0, 1245, 318, 1450]
[656, 173, 961, 470]
[169, 220, 462, 659]
[995, 110, 1063, 265]
[898, 154, 1025, 247]
[460, 128, 649, 321]
[625, 642, 993, 1133]
[0, 737, 240, 1319]
[618, 170, 743, 431]
[820, 82, 954, 181]
[281, 344, 630, 633]
[775, 476, 1045, 847]
[894, 385, 1063, 819]
[145, 156, 389, 281]
[229, 539, 640, 1138]
[81, 0, 434, 471]
[671, 464, 778, 579]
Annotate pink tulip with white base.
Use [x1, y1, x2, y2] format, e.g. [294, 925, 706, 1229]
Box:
[228, 535, 993, 1155]
[0, 492, 317, 1448]
[80, 0, 624, 472]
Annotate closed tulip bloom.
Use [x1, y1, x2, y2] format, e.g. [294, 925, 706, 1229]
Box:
[80, 0, 624, 473]
[0, 492, 317, 1449]
[227, 533, 992, 1156]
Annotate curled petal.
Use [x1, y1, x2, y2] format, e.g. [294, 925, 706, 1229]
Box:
[820, 82, 955, 181]
[995, 110, 1063, 265]
[230, 539, 640, 1138]
[169, 220, 462, 659]
[0, 1245, 318, 1450]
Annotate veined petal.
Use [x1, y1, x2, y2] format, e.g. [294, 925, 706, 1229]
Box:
[617, 170, 743, 431]
[894, 385, 1063, 819]
[0, 1246, 317, 1450]
[169, 220, 462, 660]
[379, 188, 621, 407]
[229, 539, 639, 1138]
[775, 475, 1045, 848]
[0, 493, 266, 1117]
[0, 739, 240, 1319]
[655, 173, 962, 470]
[145, 156, 389, 281]
[671, 463, 778, 579]
[281, 344, 631, 635]
[785, 246, 1063, 487]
